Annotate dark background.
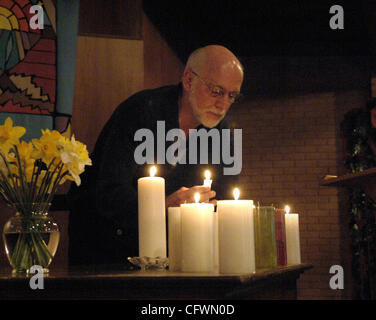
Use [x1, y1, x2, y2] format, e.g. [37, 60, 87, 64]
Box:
[142, 1, 376, 63]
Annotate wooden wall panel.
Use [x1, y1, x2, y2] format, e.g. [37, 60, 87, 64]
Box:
[142, 12, 184, 89]
[72, 36, 144, 152]
[78, 0, 142, 39]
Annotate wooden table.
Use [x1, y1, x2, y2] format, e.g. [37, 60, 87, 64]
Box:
[0, 263, 312, 300]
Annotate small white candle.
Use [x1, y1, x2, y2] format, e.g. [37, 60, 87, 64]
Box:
[181, 192, 215, 272]
[284, 205, 301, 265]
[203, 170, 212, 188]
[138, 166, 166, 258]
[168, 207, 181, 271]
[217, 188, 255, 274]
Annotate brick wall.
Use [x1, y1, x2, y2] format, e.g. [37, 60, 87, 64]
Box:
[227, 84, 369, 299]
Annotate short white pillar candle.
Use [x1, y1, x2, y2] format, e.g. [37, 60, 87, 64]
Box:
[181, 193, 215, 272]
[217, 188, 255, 274]
[284, 206, 301, 265]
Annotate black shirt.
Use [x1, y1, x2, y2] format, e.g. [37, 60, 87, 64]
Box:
[68, 84, 239, 266]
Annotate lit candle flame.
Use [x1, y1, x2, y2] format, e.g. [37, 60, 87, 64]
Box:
[204, 170, 211, 180]
[194, 192, 200, 203]
[285, 205, 290, 214]
[150, 166, 156, 177]
[233, 188, 240, 200]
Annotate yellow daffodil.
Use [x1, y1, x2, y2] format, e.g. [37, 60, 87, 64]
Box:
[57, 135, 92, 186]
[17, 141, 34, 159]
[0, 118, 90, 208]
[32, 129, 62, 165]
[58, 164, 75, 185]
[0, 117, 26, 154]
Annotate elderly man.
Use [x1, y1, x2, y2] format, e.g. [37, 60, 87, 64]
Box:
[68, 45, 244, 266]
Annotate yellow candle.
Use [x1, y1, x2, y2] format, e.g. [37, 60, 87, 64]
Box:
[181, 192, 215, 272]
[137, 166, 166, 258]
[284, 205, 301, 265]
[254, 205, 277, 270]
[217, 188, 255, 274]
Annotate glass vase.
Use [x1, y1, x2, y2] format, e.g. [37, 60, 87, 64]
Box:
[2, 203, 60, 274]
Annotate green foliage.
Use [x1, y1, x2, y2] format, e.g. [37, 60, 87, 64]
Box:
[342, 108, 376, 173]
[342, 107, 376, 299]
[349, 189, 376, 299]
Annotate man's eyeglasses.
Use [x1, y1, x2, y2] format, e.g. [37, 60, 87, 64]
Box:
[191, 70, 243, 104]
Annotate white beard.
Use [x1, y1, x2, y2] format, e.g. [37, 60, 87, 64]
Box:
[188, 91, 222, 128]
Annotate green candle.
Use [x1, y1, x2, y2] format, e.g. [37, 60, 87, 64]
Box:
[254, 206, 277, 270]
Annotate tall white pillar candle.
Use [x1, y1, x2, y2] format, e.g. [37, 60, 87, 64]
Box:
[168, 207, 181, 271]
[284, 206, 301, 265]
[138, 166, 166, 258]
[217, 188, 255, 274]
[181, 193, 215, 272]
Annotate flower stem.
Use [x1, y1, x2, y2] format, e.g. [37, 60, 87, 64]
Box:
[9, 218, 53, 272]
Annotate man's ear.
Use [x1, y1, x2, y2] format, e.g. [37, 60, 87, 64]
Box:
[182, 69, 193, 91]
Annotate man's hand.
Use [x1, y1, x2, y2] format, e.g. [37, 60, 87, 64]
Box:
[166, 186, 216, 208]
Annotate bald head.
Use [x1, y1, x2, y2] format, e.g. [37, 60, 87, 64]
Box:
[180, 45, 244, 130]
[185, 45, 244, 79]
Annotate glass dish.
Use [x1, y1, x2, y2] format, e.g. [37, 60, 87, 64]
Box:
[127, 256, 169, 270]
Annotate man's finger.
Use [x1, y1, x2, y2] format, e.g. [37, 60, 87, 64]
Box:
[196, 190, 216, 202]
[191, 185, 211, 192]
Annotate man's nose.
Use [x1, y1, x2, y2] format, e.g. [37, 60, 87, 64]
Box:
[214, 95, 231, 110]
